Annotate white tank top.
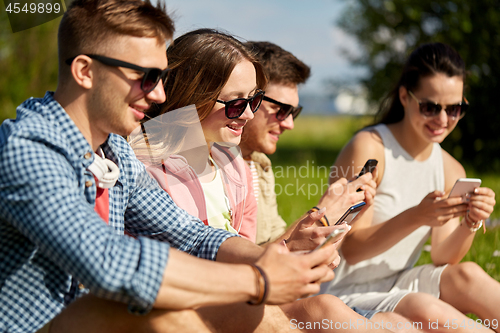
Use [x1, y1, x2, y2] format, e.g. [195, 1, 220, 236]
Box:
[324, 123, 445, 292]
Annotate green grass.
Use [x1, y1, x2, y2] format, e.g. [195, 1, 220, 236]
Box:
[415, 230, 500, 281]
[271, 115, 500, 278]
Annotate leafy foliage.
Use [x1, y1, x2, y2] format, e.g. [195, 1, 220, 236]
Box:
[337, 0, 500, 172]
[0, 12, 60, 122]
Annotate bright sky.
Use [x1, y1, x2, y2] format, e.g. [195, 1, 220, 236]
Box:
[165, 0, 364, 95]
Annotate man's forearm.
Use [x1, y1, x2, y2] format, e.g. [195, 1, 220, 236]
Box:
[154, 237, 264, 309]
[215, 236, 264, 263]
[155, 249, 256, 309]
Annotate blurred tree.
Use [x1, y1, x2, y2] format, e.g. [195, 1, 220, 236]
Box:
[0, 12, 60, 122]
[337, 0, 500, 172]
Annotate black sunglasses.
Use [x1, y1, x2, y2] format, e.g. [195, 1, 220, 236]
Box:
[65, 54, 170, 94]
[408, 91, 468, 120]
[263, 96, 303, 121]
[216, 90, 265, 119]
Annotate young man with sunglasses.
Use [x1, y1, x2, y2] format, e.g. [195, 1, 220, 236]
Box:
[240, 41, 375, 250]
[0, 2, 340, 332]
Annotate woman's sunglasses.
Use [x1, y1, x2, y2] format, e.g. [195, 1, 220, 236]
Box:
[216, 90, 265, 119]
[408, 91, 468, 120]
[263, 96, 303, 121]
[65, 54, 171, 94]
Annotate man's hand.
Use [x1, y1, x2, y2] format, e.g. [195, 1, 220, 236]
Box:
[255, 242, 336, 304]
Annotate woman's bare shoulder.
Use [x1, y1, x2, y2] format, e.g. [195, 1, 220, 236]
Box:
[346, 128, 385, 156]
[441, 148, 466, 191]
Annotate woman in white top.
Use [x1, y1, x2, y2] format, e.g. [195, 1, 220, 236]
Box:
[323, 43, 498, 332]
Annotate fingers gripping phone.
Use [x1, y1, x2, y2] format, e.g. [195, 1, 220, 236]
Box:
[334, 202, 366, 226]
[448, 178, 481, 199]
[312, 227, 347, 252]
[357, 159, 378, 178]
[356, 159, 378, 192]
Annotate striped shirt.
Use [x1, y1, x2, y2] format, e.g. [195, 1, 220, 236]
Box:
[245, 159, 260, 203]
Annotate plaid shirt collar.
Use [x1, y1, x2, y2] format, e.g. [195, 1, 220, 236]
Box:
[42, 91, 121, 175]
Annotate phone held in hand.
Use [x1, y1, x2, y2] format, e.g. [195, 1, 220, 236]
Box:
[448, 178, 481, 199]
[312, 227, 347, 252]
[356, 159, 378, 192]
[357, 159, 378, 179]
[334, 202, 366, 226]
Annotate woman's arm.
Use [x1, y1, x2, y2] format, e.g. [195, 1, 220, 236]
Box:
[333, 130, 459, 264]
[430, 150, 496, 265]
[331, 129, 416, 265]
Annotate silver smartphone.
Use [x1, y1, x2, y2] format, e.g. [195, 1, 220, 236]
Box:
[312, 227, 347, 252]
[334, 202, 366, 226]
[448, 178, 481, 199]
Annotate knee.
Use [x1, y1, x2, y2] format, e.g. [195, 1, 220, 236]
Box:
[447, 262, 485, 287]
[281, 294, 350, 323]
[396, 293, 444, 323]
[308, 294, 350, 317]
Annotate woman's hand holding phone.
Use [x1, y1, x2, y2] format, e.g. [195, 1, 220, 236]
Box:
[317, 173, 376, 228]
[415, 190, 469, 227]
[447, 178, 495, 226]
[310, 226, 350, 269]
[466, 187, 496, 227]
[356, 159, 378, 192]
[285, 208, 351, 253]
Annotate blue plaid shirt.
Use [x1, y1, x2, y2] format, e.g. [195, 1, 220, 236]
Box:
[0, 92, 236, 333]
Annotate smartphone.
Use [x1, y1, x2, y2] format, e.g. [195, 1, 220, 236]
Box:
[448, 178, 481, 199]
[312, 227, 347, 252]
[356, 159, 378, 192]
[334, 202, 366, 226]
[357, 159, 378, 178]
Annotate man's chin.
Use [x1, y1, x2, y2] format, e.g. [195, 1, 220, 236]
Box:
[261, 143, 278, 155]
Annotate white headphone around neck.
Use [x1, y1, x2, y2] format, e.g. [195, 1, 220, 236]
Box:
[87, 150, 120, 189]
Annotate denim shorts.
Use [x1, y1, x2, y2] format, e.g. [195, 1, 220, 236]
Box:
[351, 306, 380, 320]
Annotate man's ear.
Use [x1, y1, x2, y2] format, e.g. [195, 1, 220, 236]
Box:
[70, 55, 94, 90]
[399, 85, 409, 109]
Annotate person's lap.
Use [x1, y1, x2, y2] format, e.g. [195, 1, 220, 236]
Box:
[49, 294, 296, 333]
[50, 294, 210, 333]
[338, 264, 446, 313]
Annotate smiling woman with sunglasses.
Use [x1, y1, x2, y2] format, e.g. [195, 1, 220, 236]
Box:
[217, 89, 264, 119]
[321, 42, 498, 329]
[132, 28, 267, 242]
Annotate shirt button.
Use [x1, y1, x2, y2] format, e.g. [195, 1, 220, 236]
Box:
[84, 152, 92, 159]
[78, 283, 85, 290]
[85, 180, 93, 187]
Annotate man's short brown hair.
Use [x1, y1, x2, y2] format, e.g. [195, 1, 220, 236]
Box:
[245, 41, 310, 86]
[58, 0, 174, 72]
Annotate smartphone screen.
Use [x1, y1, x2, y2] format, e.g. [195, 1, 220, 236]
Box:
[312, 227, 346, 252]
[334, 202, 366, 226]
